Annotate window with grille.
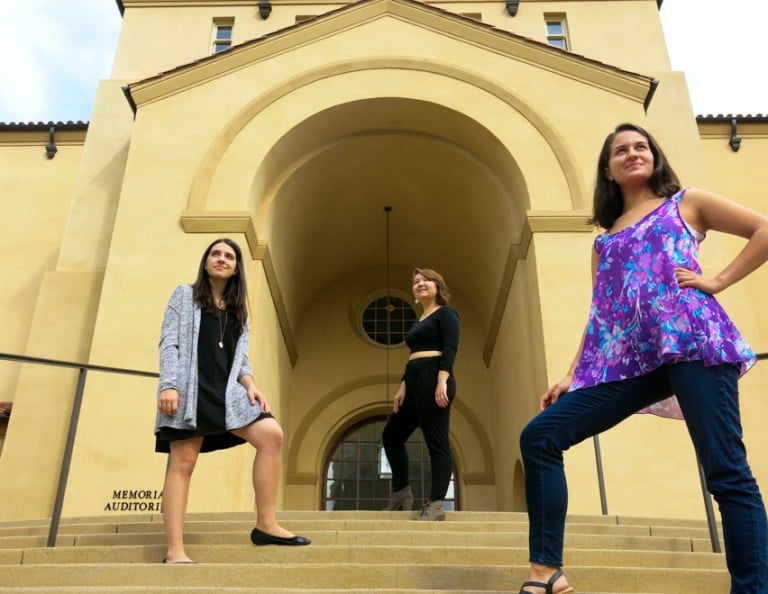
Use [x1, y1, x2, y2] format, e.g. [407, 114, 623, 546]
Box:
[360, 294, 417, 346]
[323, 417, 456, 511]
[544, 14, 569, 50]
[211, 19, 234, 54]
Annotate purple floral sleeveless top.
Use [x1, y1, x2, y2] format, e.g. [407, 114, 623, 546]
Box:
[570, 190, 755, 419]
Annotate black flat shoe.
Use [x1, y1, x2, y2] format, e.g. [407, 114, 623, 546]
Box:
[250, 527, 311, 546]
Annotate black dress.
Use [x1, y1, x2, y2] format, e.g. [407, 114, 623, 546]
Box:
[155, 309, 246, 453]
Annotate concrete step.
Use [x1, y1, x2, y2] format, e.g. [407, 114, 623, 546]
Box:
[0, 590, 500, 594]
[0, 563, 730, 593]
[0, 512, 729, 594]
[0, 590, 564, 594]
[2, 543, 725, 570]
[0, 590, 707, 594]
[0, 509, 721, 529]
[0, 591, 715, 594]
[0, 513, 722, 543]
[0, 529, 714, 556]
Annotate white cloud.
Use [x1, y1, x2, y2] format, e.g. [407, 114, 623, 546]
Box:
[660, 0, 767, 115]
[0, 1, 51, 121]
[0, 0, 120, 123]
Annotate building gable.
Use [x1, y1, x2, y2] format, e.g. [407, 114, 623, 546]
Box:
[125, 0, 655, 111]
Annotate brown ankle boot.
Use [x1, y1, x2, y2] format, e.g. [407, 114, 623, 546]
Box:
[382, 485, 414, 511]
[416, 499, 445, 521]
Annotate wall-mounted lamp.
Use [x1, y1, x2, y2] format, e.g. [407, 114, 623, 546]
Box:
[258, 0, 272, 19]
[45, 126, 57, 159]
[506, 0, 520, 16]
[729, 118, 741, 152]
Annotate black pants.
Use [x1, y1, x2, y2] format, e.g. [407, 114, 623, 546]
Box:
[382, 357, 456, 501]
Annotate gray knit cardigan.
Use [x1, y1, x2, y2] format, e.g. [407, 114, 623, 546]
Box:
[154, 284, 260, 433]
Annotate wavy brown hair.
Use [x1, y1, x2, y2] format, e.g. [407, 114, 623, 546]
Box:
[192, 238, 248, 334]
[590, 123, 681, 230]
[413, 268, 450, 306]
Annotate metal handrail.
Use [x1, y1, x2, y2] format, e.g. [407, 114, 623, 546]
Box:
[0, 352, 158, 547]
[3, 351, 767, 549]
[696, 352, 767, 552]
[593, 352, 768, 553]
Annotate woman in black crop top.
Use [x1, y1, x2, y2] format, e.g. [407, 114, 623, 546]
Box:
[381, 268, 460, 521]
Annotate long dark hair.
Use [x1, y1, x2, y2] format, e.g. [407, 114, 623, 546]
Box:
[413, 268, 450, 306]
[590, 123, 681, 229]
[192, 238, 248, 334]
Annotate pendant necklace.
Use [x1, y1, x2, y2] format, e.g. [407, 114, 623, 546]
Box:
[218, 310, 228, 348]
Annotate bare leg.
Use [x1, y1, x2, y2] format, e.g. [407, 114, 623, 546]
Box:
[232, 418, 294, 538]
[520, 564, 572, 594]
[162, 437, 202, 563]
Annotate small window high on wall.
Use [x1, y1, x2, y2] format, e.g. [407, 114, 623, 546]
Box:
[212, 19, 234, 54]
[544, 14, 569, 50]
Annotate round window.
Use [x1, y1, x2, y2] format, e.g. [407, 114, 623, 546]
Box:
[360, 294, 417, 346]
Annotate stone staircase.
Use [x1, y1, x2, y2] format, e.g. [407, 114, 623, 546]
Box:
[0, 510, 728, 593]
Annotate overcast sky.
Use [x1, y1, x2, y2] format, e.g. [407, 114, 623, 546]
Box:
[0, 0, 765, 123]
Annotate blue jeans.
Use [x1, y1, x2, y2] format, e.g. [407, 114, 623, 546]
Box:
[519, 361, 768, 593]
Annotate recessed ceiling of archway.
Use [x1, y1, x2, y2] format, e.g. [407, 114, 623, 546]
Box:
[261, 98, 528, 329]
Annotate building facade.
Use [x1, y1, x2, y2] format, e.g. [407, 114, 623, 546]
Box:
[1, 0, 767, 522]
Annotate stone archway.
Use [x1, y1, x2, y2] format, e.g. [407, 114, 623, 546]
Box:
[181, 70, 582, 512]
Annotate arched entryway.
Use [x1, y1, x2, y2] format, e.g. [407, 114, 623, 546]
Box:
[230, 88, 564, 511]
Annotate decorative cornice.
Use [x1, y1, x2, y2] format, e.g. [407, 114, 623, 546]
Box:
[696, 114, 768, 123]
[0, 121, 88, 131]
[696, 117, 768, 142]
[125, 0, 655, 110]
[483, 210, 593, 365]
[525, 210, 593, 232]
[0, 126, 88, 147]
[180, 211, 297, 365]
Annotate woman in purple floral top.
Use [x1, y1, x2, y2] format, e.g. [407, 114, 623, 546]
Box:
[518, 124, 768, 594]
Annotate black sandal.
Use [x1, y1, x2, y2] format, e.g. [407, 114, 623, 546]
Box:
[519, 568, 574, 594]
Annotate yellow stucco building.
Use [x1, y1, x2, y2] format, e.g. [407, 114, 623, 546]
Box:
[1, 0, 767, 524]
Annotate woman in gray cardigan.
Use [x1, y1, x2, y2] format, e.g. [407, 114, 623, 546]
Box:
[155, 238, 309, 564]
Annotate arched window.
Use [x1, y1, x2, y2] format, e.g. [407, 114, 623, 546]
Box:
[323, 416, 457, 511]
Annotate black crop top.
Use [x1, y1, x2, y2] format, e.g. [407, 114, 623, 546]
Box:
[405, 306, 460, 373]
